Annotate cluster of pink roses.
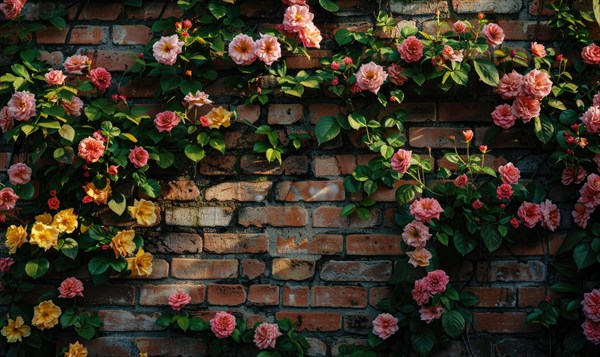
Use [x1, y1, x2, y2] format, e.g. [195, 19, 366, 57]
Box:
[401, 197, 444, 267]
[411, 270, 450, 323]
[280, 3, 322, 48]
[228, 33, 282, 67]
[516, 200, 560, 231]
[573, 174, 600, 228]
[0, 0, 25, 19]
[0, 162, 32, 212]
[582, 289, 600, 344]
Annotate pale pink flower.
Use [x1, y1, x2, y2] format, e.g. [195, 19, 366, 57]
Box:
[491, 103, 516, 129]
[398, 36, 424, 63]
[228, 34, 257, 66]
[561, 166, 587, 185]
[45, 69, 67, 85]
[0, 187, 19, 210]
[58, 277, 84, 298]
[184, 91, 212, 110]
[593, 92, 600, 107]
[412, 279, 430, 306]
[387, 64, 408, 85]
[355, 62, 387, 94]
[539, 199, 560, 231]
[442, 45, 464, 62]
[497, 70, 523, 100]
[93, 130, 107, 142]
[0, 257, 14, 272]
[1, 0, 25, 19]
[410, 197, 444, 222]
[452, 20, 467, 33]
[419, 305, 445, 324]
[7, 90, 36, 122]
[78, 137, 105, 164]
[253, 323, 282, 349]
[522, 69, 552, 100]
[531, 42, 546, 58]
[498, 163, 520, 184]
[402, 220, 432, 248]
[372, 313, 399, 340]
[7, 163, 32, 185]
[424, 269, 449, 295]
[89, 67, 112, 91]
[390, 148, 411, 173]
[154, 110, 180, 133]
[583, 319, 600, 345]
[583, 289, 600, 322]
[168, 290, 192, 311]
[454, 174, 468, 188]
[582, 44, 600, 65]
[517, 201, 542, 228]
[580, 106, 600, 134]
[108, 165, 119, 175]
[64, 54, 90, 74]
[129, 146, 149, 168]
[573, 203, 591, 228]
[481, 23, 504, 47]
[283, 5, 314, 32]
[496, 183, 514, 199]
[512, 96, 541, 123]
[152, 35, 184, 66]
[298, 22, 322, 48]
[62, 96, 83, 116]
[254, 34, 281, 66]
[0, 106, 13, 133]
[210, 311, 236, 339]
[407, 247, 433, 267]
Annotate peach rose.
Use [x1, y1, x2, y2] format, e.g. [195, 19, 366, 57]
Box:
[45, 69, 67, 85]
[387, 63, 408, 85]
[581, 106, 600, 134]
[298, 22, 322, 48]
[7, 163, 32, 185]
[497, 70, 523, 100]
[398, 36, 424, 63]
[184, 91, 212, 110]
[491, 103, 516, 129]
[402, 220, 432, 248]
[282, 5, 314, 32]
[522, 69, 552, 99]
[254, 34, 281, 66]
[0, 106, 13, 133]
[78, 137, 105, 163]
[498, 163, 520, 184]
[152, 35, 184, 66]
[561, 166, 587, 185]
[593, 91, 600, 107]
[64, 54, 90, 74]
[419, 305, 445, 324]
[442, 45, 464, 62]
[409, 197, 444, 222]
[62, 96, 83, 116]
[481, 23, 504, 47]
[7, 90, 36, 122]
[496, 183, 514, 199]
[512, 96, 541, 122]
[210, 311, 236, 339]
[452, 20, 467, 33]
[424, 269, 449, 294]
[531, 42, 546, 58]
[407, 247, 433, 267]
[128, 146, 149, 168]
[539, 199, 560, 231]
[390, 149, 411, 173]
[372, 313, 398, 340]
[228, 33, 257, 66]
[582, 43, 600, 65]
[583, 319, 600, 344]
[253, 323, 282, 349]
[355, 61, 387, 94]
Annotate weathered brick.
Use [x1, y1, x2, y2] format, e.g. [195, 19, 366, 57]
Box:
[348, 209, 381, 228]
[171, 259, 238, 279]
[68, 3, 122, 20]
[465, 287, 516, 308]
[276, 312, 342, 332]
[496, 20, 556, 41]
[236, 104, 261, 123]
[283, 285, 309, 307]
[161, 180, 200, 201]
[248, 285, 280, 306]
[199, 155, 238, 175]
[204, 181, 272, 201]
[473, 312, 538, 333]
[331, 337, 368, 357]
[165, 207, 234, 227]
[276, 180, 345, 202]
[276, 234, 343, 255]
[314, 155, 356, 177]
[126, 1, 183, 19]
[204, 233, 268, 254]
[136, 337, 205, 356]
[85, 337, 132, 357]
[320, 261, 392, 282]
[476, 261, 546, 282]
[305, 337, 327, 357]
[84, 285, 135, 305]
[112, 25, 152, 45]
[391, 0, 449, 15]
[36, 26, 106, 45]
[312, 206, 348, 228]
[346, 234, 403, 256]
[238, 206, 308, 227]
[518, 286, 550, 308]
[309, 103, 345, 124]
[268, 104, 303, 124]
[207, 284, 246, 306]
[83, 50, 137, 71]
[438, 102, 497, 122]
[99, 310, 161, 331]
[240, 155, 309, 175]
[343, 314, 372, 334]
[495, 338, 547, 357]
[369, 287, 391, 307]
[452, 0, 522, 14]
[272, 258, 316, 281]
[312, 286, 367, 308]
[146, 233, 202, 254]
[241, 259, 265, 279]
[285, 50, 333, 69]
[139, 284, 206, 306]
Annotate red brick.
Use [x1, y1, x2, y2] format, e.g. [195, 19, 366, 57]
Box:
[171, 259, 238, 279]
[465, 287, 516, 308]
[369, 287, 391, 307]
[285, 50, 334, 69]
[204, 233, 268, 254]
[276, 312, 341, 332]
[312, 206, 348, 228]
[283, 285, 309, 307]
[276, 234, 343, 255]
[272, 258, 316, 281]
[268, 104, 303, 124]
[348, 209, 381, 228]
[308, 103, 345, 124]
[346, 234, 403, 256]
[518, 286, 551, 308]
[207, 284, 246, 306]
[160, 180, 200, 201]
[85, 337, 132, 357]
[84, 285, 135, 305]
[473, 312, 538, 333]
[312, 286, 367, 308]
[146, 233, 202, 254]
[99, 310, 161, 331]
[305, 337, 327, 357]
[199, 155, 238, 175]
[118, 78, 158, 98]
[113, 25, 152, 45]
[476, 261, 546, 282]
[245, 314, 266, 329]
[136, 337, 205, 356]
[321, 260, 392, 282]
[204, 181, 272, 201]
[238, 206, 308, 227]
[126, 2, 183, 20]
[83, 50, 137, 72]
[438, 102, 496, 122]
[248, 285, 280, 306]
[241, 259, 265, 279]
[68, 3, 122, 20]
[36, 26, 106, 45]
[236, 104, 261, 123]
[314, 155, 356, 176]
[480, 126, 537, 149]
[0, 152, 11, 171]
[139, 284, 205, 306]
[276, 180, 345, 201]
[240, 155, 308, 175]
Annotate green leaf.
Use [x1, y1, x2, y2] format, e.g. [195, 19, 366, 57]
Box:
[315, 116, 341, 145]
[411, 329, 435, 356]
[155, 152, 175, 169]
[453, 231, 476, 256]
[556, 230, 586, 255]
[481, 224, 502, 252]
[208, 3, 227, 19]
[340, 204, 357, 217]
[534, 115, 555, 144]
[559, 109, 579, 125]
[139, 178, 161, 198]
[88, 256, 110, 276]
[459, 291, 479, 307]
[58, 124, 75, 142]
[177, 315, 190, 332]
[14, 183, 35, 200]
[189, 317, 209, 331]
[395, 185, 415, 205]
[108, 194, 127, 216]
[348, 113, 367, 130]
[60, 308, 77, 328]
[442, 310, 465, 338]
[184, 144, 206, 162]
[319, 0, 339, 12]
[473, 59, 499, 86]
[156, 314, 172, 328]
[573, 243, 596, 270]
[334, 28, 353, 46]
[75, 324, 95, 340]
[160, 74, 182, 92]
[61, 238, 79, 260]
[25, 258, 50, 279]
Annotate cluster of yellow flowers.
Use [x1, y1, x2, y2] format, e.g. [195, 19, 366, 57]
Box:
[5, 208, 78, 253]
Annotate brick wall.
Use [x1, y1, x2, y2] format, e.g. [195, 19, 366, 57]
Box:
[3, 0, 592, 356]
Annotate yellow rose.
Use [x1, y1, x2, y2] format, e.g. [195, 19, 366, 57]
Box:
[65, 341, 88, 357]
[5, 225, 27, 254]
[35, 212, 53, 225]
[207, 106, 232, 129]
[29, 222, 60, 251]
[32, 300, 61, 330]
[1, 316, 31, 343]
[83, 180, 112, 205]
[127, 248, 153, 276]
[139, 353, 148, 357]
[110, 230, 136, 258]
[127, 199, 157, 226]
[52, 208, 79, 234]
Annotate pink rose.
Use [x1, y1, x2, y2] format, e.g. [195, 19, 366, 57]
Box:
[522, 69, 552, 99]
[45, 69, 67, 85]
[298, 22, 322, 48]
[407, 247, 433, 267]
[154, 110, 180, 133]
[184, 91, 212, 110]
[93, 130, 107, 142]
[481, 23, 504, 47]
[419, 305, 445, 324]
[372, 313, 399, 340]
[471, 199, 483, 210]
[573, 203, 592, 228]
[90, 67, 112, 91]
[355, 61, 388, 94]
[561, 166, 587, 185]
[583, 319, 600, 345]
[129, 146, 149, 168]
[0, 257, 15, 272]
[581, 106, 600, 134]
[387, 63, 408, 85]
[58, 277, 84, 298]
[7, 163, 32, 185]
[454, 174, 468, 188]
[228, 34, 257, 66]
[517, 201, 542, 228]
[0, 0, 25, 19]
[411, 279, 430, 306]
[531, 42, 546, 58]
[254, 34, 281, 66]
[452, 20, 467, 33]
[593, 92, 600, 107]
[491, 103, 516, 129]
[7, 90, 36, 122]
[512, 96, 541, 123]
[199, 115, 212, 127]
[64, 54, 90, 74]
[497, 70, 523, 100]
[210, 311, 236, 339]
[152, 35, 184, 66]
[78, 137, 105, 164]
[582, 43, 600, 65]
[108, 165, 119, 175]
[168, 290, 192, 311]
[583, 289, 600, 322]
[62, 96, 83, 116]
[539, 199, 560, 231]
[282, 5, 314, 32]
[410, 197, 444, 222]
[424, 269, 449, 295]
[442, 45, 464, 62]
[253, 323, 282, 349]
[402, 220, 432, 248]
[496, 183, 514, 200]
[398, 36, 424, 63]
[0, 106, 14, 133]
[498, 163, 520, 184]
[0, 187, 19, 210]
[390, 148, 411, 174]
